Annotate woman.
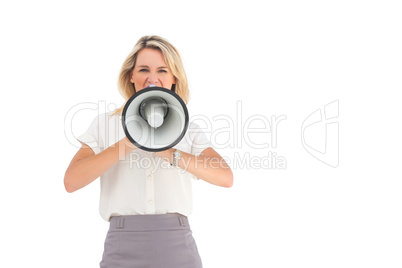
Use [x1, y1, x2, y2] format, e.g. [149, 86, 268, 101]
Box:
[64, 35, 233, 268]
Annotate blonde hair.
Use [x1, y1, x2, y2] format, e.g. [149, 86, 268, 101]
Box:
[112, 35, 189, 116]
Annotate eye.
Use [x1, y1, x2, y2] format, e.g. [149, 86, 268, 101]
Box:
[139, 69, 149, 72]
[158, 69, 168, 73]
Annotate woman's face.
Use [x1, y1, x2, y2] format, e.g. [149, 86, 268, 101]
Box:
[130, 48, 175, 91]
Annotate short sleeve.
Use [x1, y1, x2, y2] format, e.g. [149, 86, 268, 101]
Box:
[188, 123, 212, 180]
[189, 122, 212, 156]
[77, 115, 102, 154]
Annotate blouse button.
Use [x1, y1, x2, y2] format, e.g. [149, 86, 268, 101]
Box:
[147, 175, 152, 180]
[148, 200, 153, 204]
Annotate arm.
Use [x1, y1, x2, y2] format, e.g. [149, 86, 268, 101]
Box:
[153, 148, 234, 188]
[64, 137, 137, 193]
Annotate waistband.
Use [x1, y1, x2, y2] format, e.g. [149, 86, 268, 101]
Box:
[108, 213, 190, 232]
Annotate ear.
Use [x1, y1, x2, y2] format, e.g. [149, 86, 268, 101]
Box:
[129, 70, 134, 83]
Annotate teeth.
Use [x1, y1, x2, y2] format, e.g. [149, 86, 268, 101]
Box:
[149, 84, 156, 87]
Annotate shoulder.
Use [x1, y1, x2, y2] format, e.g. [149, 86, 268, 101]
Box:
[188, 121, 199, 130]
[187, 120, 210, 132]
[85, 111, 121, 130]
[99, 111, 121, 123]
[186, 120, 211, 144]
[187, 120, 212, 137]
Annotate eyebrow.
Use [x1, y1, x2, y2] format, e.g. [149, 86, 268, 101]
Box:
[137, 65, 168, 69]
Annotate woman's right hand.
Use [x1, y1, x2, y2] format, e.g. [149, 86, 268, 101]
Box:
[64, 137, 137, 193]
[121, 136, 138, 153]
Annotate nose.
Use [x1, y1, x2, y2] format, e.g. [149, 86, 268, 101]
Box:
[147, 73, 159, 85]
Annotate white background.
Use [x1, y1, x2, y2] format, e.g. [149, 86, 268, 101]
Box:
[1, 0, 401, 267]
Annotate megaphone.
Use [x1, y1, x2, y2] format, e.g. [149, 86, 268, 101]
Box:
[122, 86, 189, 152]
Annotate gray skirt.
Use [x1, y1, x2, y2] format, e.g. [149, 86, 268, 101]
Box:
[100, 213, 203, 268]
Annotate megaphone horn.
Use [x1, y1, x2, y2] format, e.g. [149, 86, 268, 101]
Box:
[139, 97, 168, 128]
[122, 86, 189, 152]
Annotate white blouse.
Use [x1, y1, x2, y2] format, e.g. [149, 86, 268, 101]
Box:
[77, 111, 211, 222]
